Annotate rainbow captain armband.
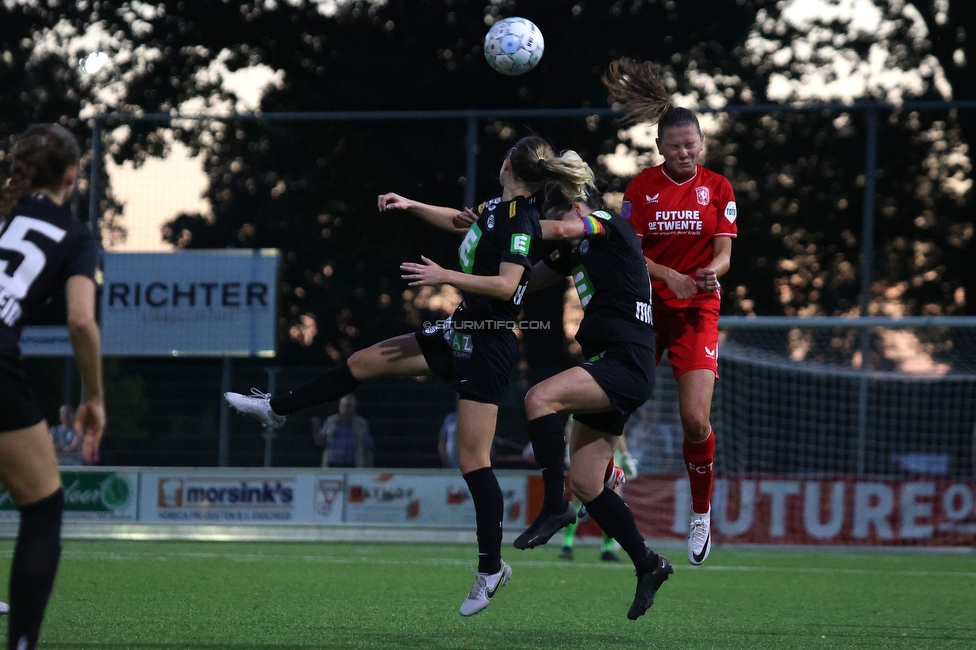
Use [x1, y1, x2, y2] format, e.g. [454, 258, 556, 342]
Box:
[580, 214, 607, 237]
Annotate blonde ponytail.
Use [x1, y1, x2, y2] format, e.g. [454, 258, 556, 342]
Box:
[538, 149, 595, 203]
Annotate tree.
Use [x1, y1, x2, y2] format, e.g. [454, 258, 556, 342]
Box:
[89, 0, 766, 363]
[715, 0, 973, 320]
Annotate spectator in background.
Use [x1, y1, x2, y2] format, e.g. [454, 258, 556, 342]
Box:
[438, 399, 460, 469]
[312, 394, 374, 468]
[49, 405, 79, 466]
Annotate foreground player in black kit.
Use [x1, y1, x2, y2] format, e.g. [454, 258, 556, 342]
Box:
[224, 135, 595, 616]
[0, 124, 104, 649]
[515, 175, 673, 619]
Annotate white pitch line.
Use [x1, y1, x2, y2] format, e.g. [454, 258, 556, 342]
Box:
[54, 549, 976, 577]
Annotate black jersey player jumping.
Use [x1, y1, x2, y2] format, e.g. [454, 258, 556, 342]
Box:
[224, 135, 595, 616]
[515, 174, 673, 620]
[0, 123, 104, 650]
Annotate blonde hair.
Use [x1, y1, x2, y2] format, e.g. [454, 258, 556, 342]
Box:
[602, 58, 700, 134]
[507, 136, 595, 198]
[538, 149, 596, 204]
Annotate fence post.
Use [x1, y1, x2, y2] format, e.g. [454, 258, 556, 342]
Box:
[219, 357, 232, 467]
[263, 367, 279, 468]
[856, 102, 879, 476]
[463, 115, 478, 208]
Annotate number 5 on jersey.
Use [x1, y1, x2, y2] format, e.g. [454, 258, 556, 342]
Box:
[0, 216, 68, 298]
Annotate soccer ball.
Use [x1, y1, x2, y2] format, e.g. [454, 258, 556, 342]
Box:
[483, 17, 544, 75]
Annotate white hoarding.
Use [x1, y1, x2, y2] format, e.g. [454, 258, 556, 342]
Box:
[138, 471, 345, 524]
[344, 472, 527, 526]
[101, 249, 279, 357]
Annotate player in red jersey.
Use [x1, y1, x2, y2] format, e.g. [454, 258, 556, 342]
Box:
[604, 59, 737, 565]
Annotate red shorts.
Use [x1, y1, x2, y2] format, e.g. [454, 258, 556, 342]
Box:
[653, 302, 720, 380]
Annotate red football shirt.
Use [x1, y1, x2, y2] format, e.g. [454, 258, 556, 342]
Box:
[623, 164, 737, 309]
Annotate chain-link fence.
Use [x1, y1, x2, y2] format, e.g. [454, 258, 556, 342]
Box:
[25, 101, 976, 469]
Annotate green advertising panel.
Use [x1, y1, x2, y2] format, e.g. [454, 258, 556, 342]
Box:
[0, 471, 136, 521]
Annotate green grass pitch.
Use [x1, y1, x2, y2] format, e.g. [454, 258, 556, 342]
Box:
[2, 540, 974, 649]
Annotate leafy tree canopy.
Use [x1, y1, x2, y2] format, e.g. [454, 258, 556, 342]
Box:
[2, 0, 972, 367]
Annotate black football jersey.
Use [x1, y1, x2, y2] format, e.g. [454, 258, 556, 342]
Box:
[544, 209, 654, 346]
[0, 193, 99, 361]
[453, 195, 541, 324]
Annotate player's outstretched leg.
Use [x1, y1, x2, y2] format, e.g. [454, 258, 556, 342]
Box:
[226, 335, 429, 428]
[225, 360, 362, 429]
[459, 561, 512, 616]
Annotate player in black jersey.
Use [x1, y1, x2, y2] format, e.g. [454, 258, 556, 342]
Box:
[0, 124, 104, 650]
[224, 135, 595, 616]
[513, 173, 673, 620]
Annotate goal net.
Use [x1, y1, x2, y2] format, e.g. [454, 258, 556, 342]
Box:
[623, 317, 976, 547]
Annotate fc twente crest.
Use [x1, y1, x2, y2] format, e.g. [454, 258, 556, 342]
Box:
[695, 186, 710, 206]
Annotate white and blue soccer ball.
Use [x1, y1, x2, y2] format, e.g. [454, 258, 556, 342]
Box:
[483, 17, 544, 76]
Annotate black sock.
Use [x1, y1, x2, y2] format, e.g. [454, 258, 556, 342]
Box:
[527, 414, 567, 511]
[269, 362, 359, 415]
[462, 467, 504, 574]
[582, 488, 657, 573]
[8, 488, 64, 650]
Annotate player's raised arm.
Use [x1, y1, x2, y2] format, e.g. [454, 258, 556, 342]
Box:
[541, 212, 612, 241]
[400, 257, 524, 301]
[377, 192, 471, 234]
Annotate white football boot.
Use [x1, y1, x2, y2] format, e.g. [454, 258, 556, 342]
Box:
[224, 388, 286, 429]
[459, 561, 512, 616]
[688, 507, 712, 565]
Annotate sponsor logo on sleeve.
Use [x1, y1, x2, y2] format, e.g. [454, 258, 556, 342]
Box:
[510, 233, 531, 256]
[724, 201, 737, 223]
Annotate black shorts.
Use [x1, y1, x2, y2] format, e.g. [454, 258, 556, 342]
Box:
[573, 339, 656, 436]
[416, 319, 518, 406]
[0, 360, 45, 433]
